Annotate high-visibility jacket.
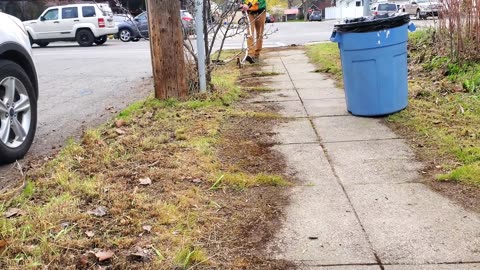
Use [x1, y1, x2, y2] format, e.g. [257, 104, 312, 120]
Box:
[243, 0, 267, 11]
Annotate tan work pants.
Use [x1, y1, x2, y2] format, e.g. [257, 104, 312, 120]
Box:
[247, 10, 267, 57]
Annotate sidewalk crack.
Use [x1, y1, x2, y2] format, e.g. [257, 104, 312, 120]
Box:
[280, 53, 385, 270]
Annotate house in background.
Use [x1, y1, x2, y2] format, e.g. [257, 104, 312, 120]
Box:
[283, 8, 299, 21]
[325, 0, 365, 19]
[298, 0, 335, 19]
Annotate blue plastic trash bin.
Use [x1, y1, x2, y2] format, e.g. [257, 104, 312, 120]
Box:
[331, 14, 415, 116]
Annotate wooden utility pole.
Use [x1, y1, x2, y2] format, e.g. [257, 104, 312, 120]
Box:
[146, 0, 187, 100]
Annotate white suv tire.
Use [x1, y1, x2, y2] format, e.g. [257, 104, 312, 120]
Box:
[0, 59, 37, 164]
[76, 29, 95, 47]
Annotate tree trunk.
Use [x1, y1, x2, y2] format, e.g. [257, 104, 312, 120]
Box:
[302, 0, 307, 21]
[146, 0, 187, 100]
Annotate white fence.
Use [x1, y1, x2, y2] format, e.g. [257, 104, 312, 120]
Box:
[325, 6, 364, 20]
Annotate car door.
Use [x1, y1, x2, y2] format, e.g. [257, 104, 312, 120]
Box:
[136, 13, 149, 37]
[59, 6, 79, 38]
[406, 1, 418, 14]
[34, 8, 60, 40]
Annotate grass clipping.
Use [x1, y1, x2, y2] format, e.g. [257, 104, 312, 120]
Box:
[0, 64, 288, 269]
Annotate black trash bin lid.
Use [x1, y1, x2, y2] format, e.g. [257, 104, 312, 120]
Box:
[334, 14, 410, 33]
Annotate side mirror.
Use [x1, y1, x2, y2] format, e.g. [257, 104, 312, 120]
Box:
[40, 16, 46, 21]
[134, 18, 139, 22]
[412, 1, 417, 4]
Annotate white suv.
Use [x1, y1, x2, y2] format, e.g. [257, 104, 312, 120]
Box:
[0, 12, 38, 164]
[23, 3, 118, 47]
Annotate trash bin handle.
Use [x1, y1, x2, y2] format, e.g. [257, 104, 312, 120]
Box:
[330, 31, 341, 43]
[408, 22, 416, 32]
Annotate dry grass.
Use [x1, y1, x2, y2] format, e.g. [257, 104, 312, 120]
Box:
[0, 62, 292, 269]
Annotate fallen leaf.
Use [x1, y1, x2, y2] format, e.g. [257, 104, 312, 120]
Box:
[85, 231, 95, 238]
[144, 112, 154, 118]
[4, 208, 25, 218]
[78, 254, 89, 267]
[0, 239, 7, 249]
[87, 206, 108, 217]
[95, 250, 114, 261]
[78, 252, 97, 267]
[127, 246, 151, 262]
[115, 128, 126, 135]
[191, 178, 202, 184]
[114, 119, 126, 128]
[142, 225, 152, 232]
[139, 177, 152, 185]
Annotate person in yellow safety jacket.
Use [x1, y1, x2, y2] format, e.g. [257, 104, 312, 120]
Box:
[241, 0, 267, 64]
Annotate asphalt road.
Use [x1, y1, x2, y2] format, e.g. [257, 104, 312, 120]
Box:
[0, 19, 435, 189]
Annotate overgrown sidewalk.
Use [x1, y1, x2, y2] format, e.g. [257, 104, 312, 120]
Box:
[0, 55, 294, 269]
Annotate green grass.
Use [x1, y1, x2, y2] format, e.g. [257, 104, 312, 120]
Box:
[211, 172, 288, 190]
[251, 71, 283, 77]
[243, 86, 275, 91]
[438, 162, 480, 186]
[306, 43, 343, 87]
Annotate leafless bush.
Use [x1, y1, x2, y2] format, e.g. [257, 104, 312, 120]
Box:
[438, 0, 480, 61]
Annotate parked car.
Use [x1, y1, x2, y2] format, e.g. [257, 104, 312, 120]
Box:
[0, 12, 38, 164]
[370, 3, 398, 16]
[402, 0, 440, 19]
[266, 12, 275, 23]
[309, 11, 322, 21]
[116, 10, 194, 42]
[113, 14, 134, 25]
[180, 10, 195, 35]
[23, 3, 118, 47]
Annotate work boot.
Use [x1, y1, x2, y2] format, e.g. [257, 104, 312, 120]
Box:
[245, 55, 256, 64]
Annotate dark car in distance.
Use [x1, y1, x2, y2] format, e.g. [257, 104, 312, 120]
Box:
[309, 11, 322, 21]
[116, 10, 194, 42]
[266, 12, 275, 23]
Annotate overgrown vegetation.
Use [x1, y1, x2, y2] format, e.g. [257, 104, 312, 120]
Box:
[307, 32, 480, 186]
[0, 61, 291, 269]
[391, 30, 480, 186]
[438, 0, 480, 62]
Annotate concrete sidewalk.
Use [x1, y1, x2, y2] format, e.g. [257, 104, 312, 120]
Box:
[254, 49, 480, 269]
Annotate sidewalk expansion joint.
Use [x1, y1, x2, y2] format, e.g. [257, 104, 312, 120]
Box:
[272, 141, 319, 146]
[280, 54, 386, 270]
[381, 261, 480, 266]
[322, 137, 402, 144]
[249, 99, 300, 104]
[294, 261, 381, 267]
